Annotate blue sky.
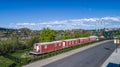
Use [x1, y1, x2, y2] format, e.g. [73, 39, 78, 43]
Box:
[0, 0, 120, 30]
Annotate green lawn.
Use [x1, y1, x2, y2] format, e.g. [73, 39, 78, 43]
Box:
[11, 49, 32, 58]
[0, 49, 33, 67]
[0, 55, 15, 67]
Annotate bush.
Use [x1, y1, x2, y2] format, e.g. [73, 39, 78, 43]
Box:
[0, 36, 39, 55]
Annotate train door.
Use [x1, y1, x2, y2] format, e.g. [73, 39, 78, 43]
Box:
[62, 42, 66, 48]
[36, 45, 40, 52]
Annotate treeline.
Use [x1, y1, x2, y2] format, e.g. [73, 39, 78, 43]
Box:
[0, 27, 91, 54]
[39, 28, 91, 42]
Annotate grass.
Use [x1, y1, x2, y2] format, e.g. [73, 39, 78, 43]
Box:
[0, 48, 33, 67]
[11, 48, 32, 58]
[0, 55, 15, 67]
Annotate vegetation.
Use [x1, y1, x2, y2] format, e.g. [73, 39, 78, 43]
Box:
[39, 28, 57, 42]
[61, 31, 91, 40]
[0, 35, 39, 55]
[60, 31, 70, 40]
[113, 30, 120, 37]
[83, 32, 91, 37]
[0, 55, 15, 67]
[0, 27, 93, 67]
[0, 27, 91, 55]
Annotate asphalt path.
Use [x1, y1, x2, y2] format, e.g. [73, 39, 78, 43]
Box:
[43, 41, 115, 67]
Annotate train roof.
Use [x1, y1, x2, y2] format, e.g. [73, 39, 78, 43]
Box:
[90, 36, 98, 38]
[78, 37, 89, 39]
[63, 38, 78, 41]
[34, 36, 97, 46]
[36, 40, 62, 45]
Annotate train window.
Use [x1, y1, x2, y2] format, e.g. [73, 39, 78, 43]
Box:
[67, 42, 68, 45]
[59, 43, 61, 46]
[36, 46, 39, 52]
[76, 41, 77, 43]
[44, 45, 47, 49]
[72, 41, 74, 44]
[66, 42, 67, 45]
[55, 43, 57, 47]
[69, 41, 71, 45]
[81, 39, 83, 42]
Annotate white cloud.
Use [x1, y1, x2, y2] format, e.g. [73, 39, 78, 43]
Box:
[16, 23, 36, 26]
[40, 20, 67, 25]
[71, 18, 99, 22]
[102, 17, 120, 22]
[9, 16, 120, 30]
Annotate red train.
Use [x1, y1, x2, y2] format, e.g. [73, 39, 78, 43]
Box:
[31, 36, 97, 55]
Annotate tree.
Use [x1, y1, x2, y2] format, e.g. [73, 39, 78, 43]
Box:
[26, 36, 39, 47]
[20, 28, 31, 38]
[83, 32, 91, 37]
[60, 31, 70, 40]
[5, 29, 13, 37]
[39, 28, 57, 42]
[74, 32, 81, 38]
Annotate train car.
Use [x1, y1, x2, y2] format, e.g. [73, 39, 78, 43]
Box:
[31, 36, 97, 55]
[90, 36, 97, 42]
[72, 39, 77, 46]
[54, 41, 63, 50]
[74, 38, 79, 45]
[63, 39, 78, 47]
[62, 40, 68, 48]
[79, 38, 84, 44]
[79, 37, 89, 44]
[77, 38, 80, 44]
[84, 37, 90, 43]
[33, 41, 62, 54]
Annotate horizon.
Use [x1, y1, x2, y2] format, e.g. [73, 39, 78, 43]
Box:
[0, 0, 120, 30]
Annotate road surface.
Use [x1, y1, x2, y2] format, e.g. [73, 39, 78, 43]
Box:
[43, 41, 115, 67]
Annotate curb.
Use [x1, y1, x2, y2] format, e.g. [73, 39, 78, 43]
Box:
[101, 45, 120, 67]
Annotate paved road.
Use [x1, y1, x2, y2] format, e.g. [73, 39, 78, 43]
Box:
[43, 41, 115, 67]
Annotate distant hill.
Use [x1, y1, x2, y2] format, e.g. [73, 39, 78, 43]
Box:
[19, 28, 31, 31]
[0, 27, 32, 31]
[0, 27, 7, 30]
[0, 27, 16, 31]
